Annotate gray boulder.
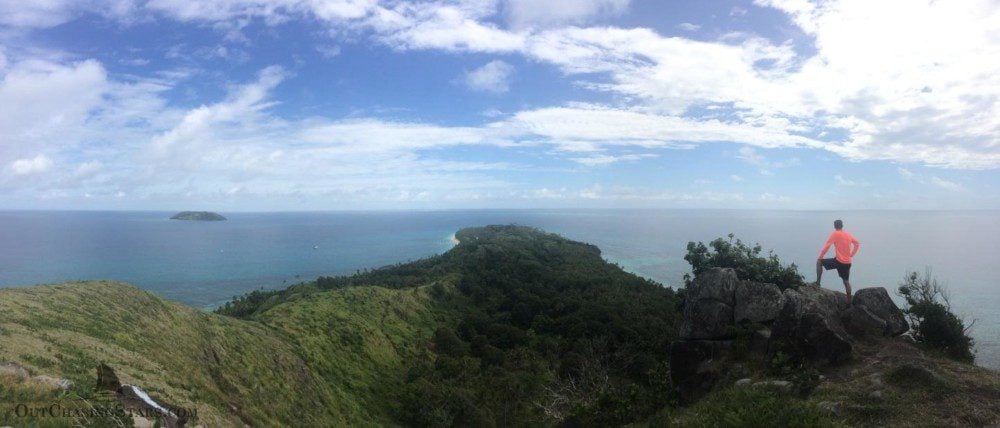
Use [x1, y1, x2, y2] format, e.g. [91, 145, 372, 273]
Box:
[734, 281, 784, 323]
[31, 375, 72, 390]
[680, 299, 733, 339]
[853, 287, 909, 336]
[679, 268, 741, 339]
[841, 305, 888, 338]
[771, 287, 853, 364]
[0, 362, 29, 380]
[796, 285, 850, 315]
[688, 267, 739, 305]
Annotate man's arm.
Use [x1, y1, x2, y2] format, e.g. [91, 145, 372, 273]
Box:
[850, 234, 860, 257]
[818, 234, 833, 259]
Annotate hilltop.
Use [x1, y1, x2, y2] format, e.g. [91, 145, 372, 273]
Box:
[0, 225, 997, 427]
[169, 211, 227, 221]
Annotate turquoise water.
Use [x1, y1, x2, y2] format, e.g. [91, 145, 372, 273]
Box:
[0, 209, 996, 369]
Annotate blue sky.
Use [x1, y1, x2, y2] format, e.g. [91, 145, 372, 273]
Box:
[0, 0, 997, 210]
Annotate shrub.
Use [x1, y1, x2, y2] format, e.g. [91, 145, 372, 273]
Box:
[669, 386, 840, 427]
[897, 269, 974, 362]
[684, 234, 804, 290]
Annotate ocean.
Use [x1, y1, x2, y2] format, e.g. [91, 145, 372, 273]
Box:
[0, 209, 996, 369]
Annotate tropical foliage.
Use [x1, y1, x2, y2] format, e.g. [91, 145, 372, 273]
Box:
[897, 269, 975, 362]
[684, 233, 804, 290]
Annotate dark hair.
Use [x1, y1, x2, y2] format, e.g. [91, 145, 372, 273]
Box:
[834, 219, 843, 230]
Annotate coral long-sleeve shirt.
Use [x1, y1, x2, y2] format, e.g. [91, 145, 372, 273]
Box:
[818, 230, 860, 264]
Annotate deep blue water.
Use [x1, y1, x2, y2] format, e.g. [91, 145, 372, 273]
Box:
[0, 209, 996, 369]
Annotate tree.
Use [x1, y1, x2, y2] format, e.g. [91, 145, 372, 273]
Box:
[897, 269, 975, 362]
[684, 233, 804, 290]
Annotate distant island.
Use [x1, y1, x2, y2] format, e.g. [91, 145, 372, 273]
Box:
[169, 211, 226, 221]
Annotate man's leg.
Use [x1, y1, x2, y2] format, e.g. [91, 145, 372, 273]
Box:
[815, 259, 823, 285]
[843, 280, 852, 304]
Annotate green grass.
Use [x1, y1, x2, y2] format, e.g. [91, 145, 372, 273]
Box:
[257, 277, 459, 424]
[644, 386, 844, 428]
[0, 279, 454, 427]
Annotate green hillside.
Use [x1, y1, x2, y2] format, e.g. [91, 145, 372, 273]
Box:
[0, 280, 454, 427]
[1, 225, 678, 426]
[220, 224, 681, 425]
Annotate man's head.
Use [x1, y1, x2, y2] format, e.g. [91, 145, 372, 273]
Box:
[834, 219, 844, 230]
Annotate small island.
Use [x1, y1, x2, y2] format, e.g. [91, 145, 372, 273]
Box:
[170, 211, 227, 221]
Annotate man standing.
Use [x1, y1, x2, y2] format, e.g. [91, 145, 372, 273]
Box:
[816, 219, 860, 303]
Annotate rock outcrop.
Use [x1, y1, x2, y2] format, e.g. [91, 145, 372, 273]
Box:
[679, 268, 739, 339]
[853, 287, 909, 336]
[96, 364, 189, 428]
[0, 361, 73, 390]
[770, 286, 853, 365]
[670, 267, 910, 401]
[734, 281, 785, 323]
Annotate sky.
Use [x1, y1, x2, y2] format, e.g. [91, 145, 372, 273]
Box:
[0, 0, 997, 211]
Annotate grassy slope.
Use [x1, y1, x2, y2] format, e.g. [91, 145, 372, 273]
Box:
[0, 279, 452, 427]
[255, 277, 459, 424]
[638, 336, 1000, 427]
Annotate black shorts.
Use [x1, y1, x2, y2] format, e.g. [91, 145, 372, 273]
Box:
[821, 258, 851, 281]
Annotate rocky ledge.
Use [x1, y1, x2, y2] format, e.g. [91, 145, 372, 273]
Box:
[670, 267, 910, 402]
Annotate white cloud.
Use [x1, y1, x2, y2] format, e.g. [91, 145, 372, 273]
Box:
[730, 174, 743, 182]
[148, 65, 287, 157]
[75, 160, 104, 176]
[463, 60, 514, 93]
[834, 174, 869, 187]
[1, 0, 997, 209]
[497, 106, 822, 150]
[8, 0, 995, 171]
[677, 22, 701, 31]
[540, 184, 794, 207]
[737, 146, 767, 165]
[119, 58, 150, 66]
[931, 176, 963, 192]
[0, 0, 89, 28]
[315, 44, 341, 58]
[751, 0, 1000, 169]
[735, 146, 799, 176]
[373, 3, 526, 53]
[570, 153, 656, 166]
[503, 0, 629, 29]
[517, 1, 999, 169]
[897, 167, 914, 180]
[0, 0, 136, 29]
[10, 154, 53, 175]
[0, 58, 108, 167]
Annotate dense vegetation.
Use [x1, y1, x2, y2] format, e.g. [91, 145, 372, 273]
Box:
[683, 233, 805, 290]
[219, 225, 681, 426]
[400, 226, 679, 426]
[897, 269, 975, 362]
